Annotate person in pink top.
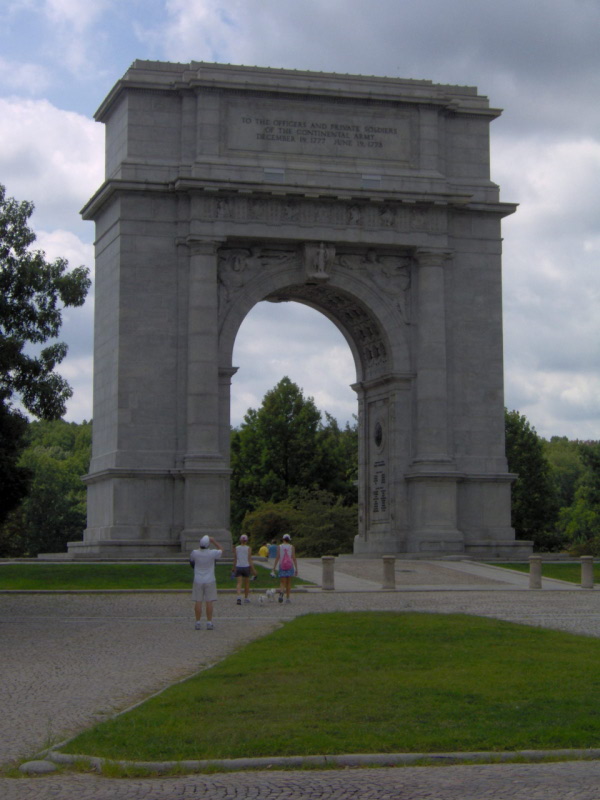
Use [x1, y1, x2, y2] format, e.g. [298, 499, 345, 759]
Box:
[272, 533, 298, 603]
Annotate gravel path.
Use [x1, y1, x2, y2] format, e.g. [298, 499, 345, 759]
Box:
[2, 558, 599, 799]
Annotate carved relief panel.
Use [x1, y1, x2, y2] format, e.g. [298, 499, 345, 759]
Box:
[368, 398, 390, 523]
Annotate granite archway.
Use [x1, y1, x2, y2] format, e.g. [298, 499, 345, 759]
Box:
[71, 60, 532, 559]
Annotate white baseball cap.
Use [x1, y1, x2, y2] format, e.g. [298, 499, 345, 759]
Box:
[200, 535, 210, 548]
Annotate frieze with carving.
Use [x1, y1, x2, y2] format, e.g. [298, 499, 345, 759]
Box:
[199, 193, 446, 233]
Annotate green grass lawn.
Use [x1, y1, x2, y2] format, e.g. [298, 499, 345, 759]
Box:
[63, 612, 600, 761]
[0, 562, 305, 591]
[494, 562, 600, 584]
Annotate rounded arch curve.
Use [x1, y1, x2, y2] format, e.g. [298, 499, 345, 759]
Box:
[217, 241, 411, 383]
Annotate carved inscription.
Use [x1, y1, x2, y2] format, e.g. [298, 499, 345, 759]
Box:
[227, 101, 412, 161]
[372, 460, 387, 515]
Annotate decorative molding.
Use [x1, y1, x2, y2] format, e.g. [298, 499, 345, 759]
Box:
[196, 193, 447, 234]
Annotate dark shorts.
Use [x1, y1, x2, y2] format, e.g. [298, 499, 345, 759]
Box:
[235, 567, 251, 577]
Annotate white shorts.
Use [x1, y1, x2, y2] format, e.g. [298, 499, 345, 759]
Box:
[192, 581, 217, 602]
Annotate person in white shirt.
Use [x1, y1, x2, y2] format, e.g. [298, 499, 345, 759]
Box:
[189, 535, 222, 630]
[233, 533, 257, 605]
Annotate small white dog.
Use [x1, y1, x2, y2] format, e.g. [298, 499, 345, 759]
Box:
[258, 588, 277, 605]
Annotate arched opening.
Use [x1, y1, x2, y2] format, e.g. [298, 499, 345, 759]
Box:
[231, 300, 357, 427]
[229, 300, 360, 552]
[218, 245, 411, 556]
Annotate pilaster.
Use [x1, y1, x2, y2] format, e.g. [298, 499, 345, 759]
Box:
[407, 248, 463, 553]
[412, 248, 454, 469]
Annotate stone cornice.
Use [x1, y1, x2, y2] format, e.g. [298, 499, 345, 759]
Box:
[82, 176, 515, 229]
[95, 60, 500, 122]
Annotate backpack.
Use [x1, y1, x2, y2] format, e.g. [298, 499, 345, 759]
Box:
[280, 547, 293, 571]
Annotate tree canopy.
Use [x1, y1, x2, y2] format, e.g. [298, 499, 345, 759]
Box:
[0, 418, 91, 557]
[0, 183, 91, 419]
[557, 442, 600, 553]
[230, 376, 358, 535]
[504, 408, 559, 550]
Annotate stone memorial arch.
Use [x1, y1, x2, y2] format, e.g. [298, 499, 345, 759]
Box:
[71, 60, 532, 559]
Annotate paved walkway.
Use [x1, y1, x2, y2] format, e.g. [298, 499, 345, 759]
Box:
[2, 558, 600, 799]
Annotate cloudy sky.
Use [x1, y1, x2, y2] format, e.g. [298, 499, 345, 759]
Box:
[1, 0, 599, 440]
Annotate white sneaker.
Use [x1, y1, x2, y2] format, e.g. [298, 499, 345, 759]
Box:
[244, 598, 251, 604]
[206, 621, 214, 630]
[194, 621, 202, 630]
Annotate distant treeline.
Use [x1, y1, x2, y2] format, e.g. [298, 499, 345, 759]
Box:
[1, 383, 598, 557]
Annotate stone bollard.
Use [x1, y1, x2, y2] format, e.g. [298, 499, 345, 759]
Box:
[382, 555, 396, 590]
[321, 556, 335, 591]
[581, 556, 594, 590]
[529, 555, 542, 589]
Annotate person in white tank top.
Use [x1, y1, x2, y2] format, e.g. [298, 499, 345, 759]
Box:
[234, 534, 257, 604]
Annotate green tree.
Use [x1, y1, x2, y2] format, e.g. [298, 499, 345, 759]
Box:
[316, 413, 358, 505]
[0, 402, 31, 529]
[231, 378, 358, 531]
[0, 419, 91, 556]
[543, 436, 586, 510]
[558, 442, 600, 553]
[232, 378, 332, 525]
[1, 182, 90, 419]
[504, 409, 560, 550]
[0, 183, 90, 531]
[241, 488, 357, 557]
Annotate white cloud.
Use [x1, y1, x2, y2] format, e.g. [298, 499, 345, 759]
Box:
[44, 0, 108, 29]
[161, 0, 234, 61]
[0, 56, 52, 93]
[496, 134, 600, 438]
[36, 228, 94, 279]
[60, 355, 94, 422]
[506, 370, 600, 441]
[41, 0, 113, 73]
[0, 97, 103, 234]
